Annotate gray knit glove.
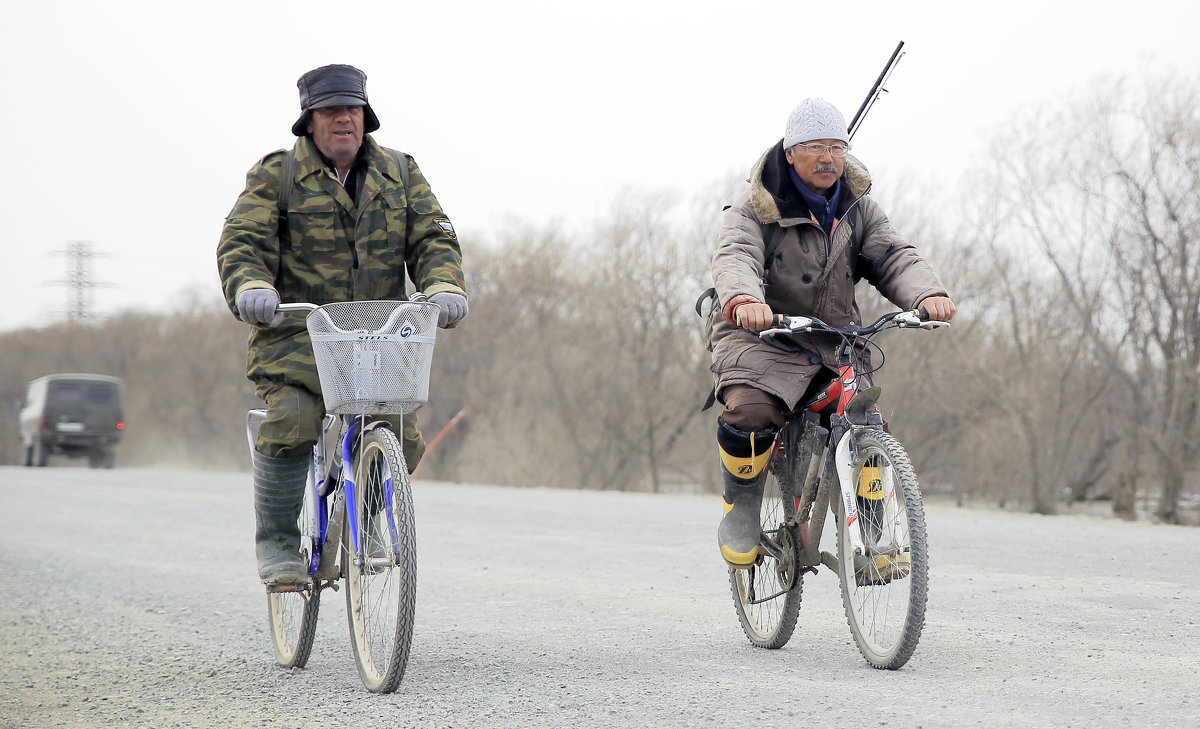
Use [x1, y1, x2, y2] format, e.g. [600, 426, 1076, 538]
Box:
[236, 288, 283, 328]
[428, 292, 468, 327]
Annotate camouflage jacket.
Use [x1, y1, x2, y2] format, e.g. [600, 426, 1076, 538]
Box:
[217, 135, 467, 391]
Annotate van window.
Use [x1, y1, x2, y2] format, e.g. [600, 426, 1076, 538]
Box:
[86, 386, 115, 404]
[51, 384, 84, 403]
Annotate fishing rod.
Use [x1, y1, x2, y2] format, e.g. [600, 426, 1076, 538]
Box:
[847, 41, 906, 140]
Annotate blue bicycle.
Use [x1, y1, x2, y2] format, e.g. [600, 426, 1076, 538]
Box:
[245, 297, 438, 693]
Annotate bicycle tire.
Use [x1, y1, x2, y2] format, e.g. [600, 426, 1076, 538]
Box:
[266, 472, 321, 668]
[836, 429, 928, 669]
[344, 425, 417, 693]
[729, 448, 804, 649]
[267, 589, 320, 668]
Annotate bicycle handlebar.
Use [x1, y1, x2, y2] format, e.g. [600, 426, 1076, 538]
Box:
[234, 293, 430, 322]
[759, 309, 949, 340]
[276, 302, 318, 313]
[277, 292, 429, 316]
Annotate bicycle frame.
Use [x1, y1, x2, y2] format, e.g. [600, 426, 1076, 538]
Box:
[761, 310, 943, 571]
[246, 408, 406, 592]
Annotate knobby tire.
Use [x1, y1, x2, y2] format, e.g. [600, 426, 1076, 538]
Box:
[836, 429, 928, 669]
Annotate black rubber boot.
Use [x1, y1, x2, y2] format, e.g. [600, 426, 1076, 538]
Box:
[716, 418, 778, 568]
[252, 451, 311, 586]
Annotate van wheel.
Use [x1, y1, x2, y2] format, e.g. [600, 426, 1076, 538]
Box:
[88, 451, 115, 469]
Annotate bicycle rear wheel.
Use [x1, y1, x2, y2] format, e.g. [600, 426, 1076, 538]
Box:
[729, 452, 804, 649]
[267, 588, 320, 667]
[836, 429, 928, 669]
[344, 426, 417, 693]
[266, 468, 321, 668]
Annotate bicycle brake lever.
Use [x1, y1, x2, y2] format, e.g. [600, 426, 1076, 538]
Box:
[760, 315, 814, 338]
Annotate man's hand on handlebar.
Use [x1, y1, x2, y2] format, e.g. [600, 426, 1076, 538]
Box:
[917, 295, 955, 324]
[236, 288, 283, 328]
[428, 292, 469, 328]
[734, 300, 775, 332]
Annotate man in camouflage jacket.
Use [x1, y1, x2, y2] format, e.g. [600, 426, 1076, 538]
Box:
[217, 64, 467, 585]
[710, 98, 953, 568]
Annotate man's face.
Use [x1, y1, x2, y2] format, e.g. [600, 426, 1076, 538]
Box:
[307, 105, 364, 165]
[785, 139, 845, 195]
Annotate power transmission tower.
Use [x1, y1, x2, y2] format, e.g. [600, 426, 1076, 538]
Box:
[52, 240, 110, 323]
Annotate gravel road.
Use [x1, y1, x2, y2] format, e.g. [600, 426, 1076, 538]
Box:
[1, 466, 1197, 729]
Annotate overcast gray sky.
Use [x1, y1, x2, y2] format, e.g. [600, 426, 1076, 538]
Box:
[2, 0, 1197, 331]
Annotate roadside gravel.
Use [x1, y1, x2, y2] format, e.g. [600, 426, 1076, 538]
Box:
[0, 466, 1197, 728]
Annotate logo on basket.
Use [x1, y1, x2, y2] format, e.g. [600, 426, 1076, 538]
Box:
[399, 323, 415, 339]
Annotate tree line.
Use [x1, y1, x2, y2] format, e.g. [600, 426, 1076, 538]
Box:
[2, 74, 1196, 525]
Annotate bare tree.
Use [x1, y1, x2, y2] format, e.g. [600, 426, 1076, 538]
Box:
[956, 74, 1200, 521]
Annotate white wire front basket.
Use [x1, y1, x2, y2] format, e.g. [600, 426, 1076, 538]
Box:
[306, 300, 439, 415]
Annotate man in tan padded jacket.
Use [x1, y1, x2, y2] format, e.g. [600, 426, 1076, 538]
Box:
[710, 98, 955, 567]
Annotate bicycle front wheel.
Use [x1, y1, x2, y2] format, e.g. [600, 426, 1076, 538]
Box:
[729, 455, 804, 649]
[267, 469, 321, 668]
[344, 426, 417, 693]
[836, 429, 928, 669]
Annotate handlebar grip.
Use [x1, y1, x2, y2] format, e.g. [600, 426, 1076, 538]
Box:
[917, 308, 930, 321]
[277, 302, 319, 313]
[771, 314, 786, 328]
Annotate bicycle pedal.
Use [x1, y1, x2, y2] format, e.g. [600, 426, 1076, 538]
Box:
[266, 581, 312, 594]
[757, 535, 785, 562]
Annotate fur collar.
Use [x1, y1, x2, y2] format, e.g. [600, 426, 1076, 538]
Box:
[747, 140, 872, 224]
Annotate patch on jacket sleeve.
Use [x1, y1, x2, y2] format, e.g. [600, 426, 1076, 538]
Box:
[434, 217, 457, 239]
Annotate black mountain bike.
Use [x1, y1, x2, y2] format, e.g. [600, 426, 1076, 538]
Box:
[728, 309, 948, 669]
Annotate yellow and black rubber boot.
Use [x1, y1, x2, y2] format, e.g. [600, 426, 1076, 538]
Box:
[717, 418, 778, 567]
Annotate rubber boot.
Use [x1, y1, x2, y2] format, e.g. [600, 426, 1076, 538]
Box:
[854, 465, 909, 584]
[716, 418, 778, 568]
[252, 451, 311, 586]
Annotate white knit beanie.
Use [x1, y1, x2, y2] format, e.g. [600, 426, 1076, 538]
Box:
[783, 98, 849, 148]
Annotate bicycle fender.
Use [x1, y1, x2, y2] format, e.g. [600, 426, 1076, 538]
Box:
[834, 432, 868, 557]
[361, 419, 393, 433]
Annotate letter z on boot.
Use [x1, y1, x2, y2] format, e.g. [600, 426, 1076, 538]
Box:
[252, 451, 311, 586]
[716, 418, 778, 567]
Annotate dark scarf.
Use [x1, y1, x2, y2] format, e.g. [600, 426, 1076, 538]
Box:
[788, 166, 841, 237]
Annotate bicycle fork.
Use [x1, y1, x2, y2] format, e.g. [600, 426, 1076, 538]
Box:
[834, 430, 869, 558]
[833, 425, 904, 562]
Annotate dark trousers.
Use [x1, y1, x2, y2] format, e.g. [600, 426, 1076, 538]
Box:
[254, 382, 425, 470]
